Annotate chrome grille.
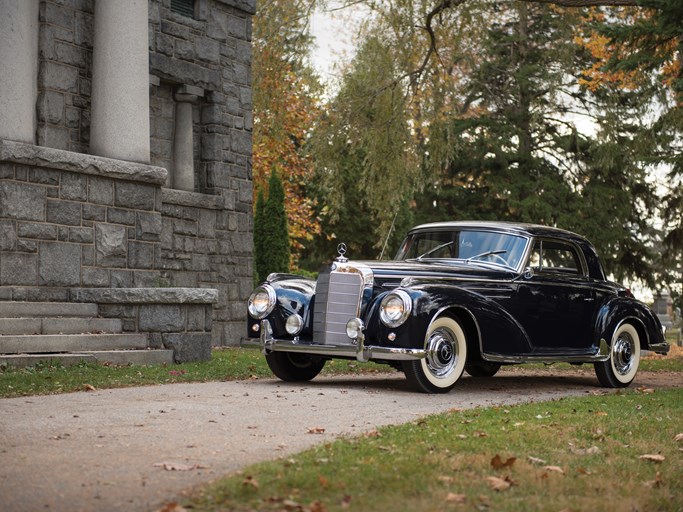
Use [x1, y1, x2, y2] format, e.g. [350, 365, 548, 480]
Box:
[313, 268, 364, 345]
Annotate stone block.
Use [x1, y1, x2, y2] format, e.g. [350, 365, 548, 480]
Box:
[17, 222, 58, 240]
[186, 304, 208, 331]
[61, 172, 87, 200]
[37, 91, 65, 124]
[0, 253, 37, 285]
[128, 241, 155, 269]
[107, 208, 136, 226]
[69, 226, 93, 243]
[82, 267, 109, 287]
[39, 61, 79, 93]
[139, 304, 185, 332]
[163, 332, 212, 362]
[82, 204, 106, 221]
[0, 221, 17, 250]
[95, 224, 127, 267]
[88, 176, 114, 205]
[0, 182, 46, 221]
[47, 200, 82, 226]
[197, 37, 220, 63]
[136, 212, 162, 241]
[38, 242, 80, 286]
[114, 182, 155, 210]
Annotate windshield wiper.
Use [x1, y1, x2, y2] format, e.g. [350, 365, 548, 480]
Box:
[416, 241, 454, 260]
[466, 250, 508, 265]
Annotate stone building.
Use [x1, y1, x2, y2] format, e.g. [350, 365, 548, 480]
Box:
[0, 0, 255, 364]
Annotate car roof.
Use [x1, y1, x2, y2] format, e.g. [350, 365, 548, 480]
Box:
[407, 221, 585, 241]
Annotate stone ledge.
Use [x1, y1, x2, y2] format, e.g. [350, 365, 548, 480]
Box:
[0, 139, 167, 185]
[162, 188, 225, 210]
[70, 287, 219, 304]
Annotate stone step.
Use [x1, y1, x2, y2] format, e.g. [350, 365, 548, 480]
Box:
[0, 333, 149, 354]
[0, 302, 99, 318]
[0, 317, 123, 336]
[0, 349, 174, 368]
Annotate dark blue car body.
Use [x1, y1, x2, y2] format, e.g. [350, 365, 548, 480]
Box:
[245, 222, 669, 393]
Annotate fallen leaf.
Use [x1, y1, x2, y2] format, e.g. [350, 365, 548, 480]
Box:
[340, 495, 352, 509]
[527, 456, 546, 465]
[485, 476, 514, 492]
[473, 430, 488, 438]
[153, 462, 204, 471]
[308, 427, 326, 435]
[309, 501, 328, 512]
[674, 433, 683, 443]
[639, 454, 665, 463]
[438, 475, 455, 484]
[543, 466, 565, 475]
[644, 472, 664, 489]
[242, 475, 259, 489]
[491, 454, 516, 469]
[83, 384, 96, 392]
[636, 387, 655, 394]
[318, 475, 329, 488]
[445, 493, 467, 504]
[576, 467, 592, 475]
[155, 503, 188, 512]
[594, 411, 608, 416]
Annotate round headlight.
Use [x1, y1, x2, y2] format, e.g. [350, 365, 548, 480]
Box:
[247, 285, 276, 319]
[285, 314, 304, 335]
[379, 290, 412, 328]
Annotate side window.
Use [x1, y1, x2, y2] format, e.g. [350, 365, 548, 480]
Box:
[530, 240, 584, 275]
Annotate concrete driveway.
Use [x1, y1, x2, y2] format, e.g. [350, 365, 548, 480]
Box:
[1, 369, 680, 512]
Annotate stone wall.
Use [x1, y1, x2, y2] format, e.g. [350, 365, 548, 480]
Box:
[10, 0, 257, 347]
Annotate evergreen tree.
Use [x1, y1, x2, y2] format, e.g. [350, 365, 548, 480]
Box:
[263, 170, 290, 275]
[253, 189, 266, 284]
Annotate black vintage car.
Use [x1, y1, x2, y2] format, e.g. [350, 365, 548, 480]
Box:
[244, 221, 669, 393]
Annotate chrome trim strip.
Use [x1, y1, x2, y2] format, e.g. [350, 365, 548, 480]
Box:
[243, 319, 427, 362]
[481, 339, 610, 364]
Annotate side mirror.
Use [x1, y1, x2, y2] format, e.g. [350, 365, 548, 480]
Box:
[523, 266, 534, 280]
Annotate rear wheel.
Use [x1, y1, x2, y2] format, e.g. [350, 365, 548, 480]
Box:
[403, 315, 467, 393]
[465, 362, 501, 378]
[594, 322, 640, 388]
[265, 352, 325, 382]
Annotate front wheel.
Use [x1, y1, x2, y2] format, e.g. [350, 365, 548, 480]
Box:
[594, 322, 641, 388]
[265, 352, 325, 382]
[403, 315, 467, 393]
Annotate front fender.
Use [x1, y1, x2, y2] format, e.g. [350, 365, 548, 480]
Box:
[368, 284, 531, 355]
[247, 275, 316, 339]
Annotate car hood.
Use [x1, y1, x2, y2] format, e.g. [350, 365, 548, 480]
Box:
[350, 259, 519, 286]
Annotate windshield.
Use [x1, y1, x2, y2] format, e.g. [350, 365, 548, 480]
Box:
[395, 229, 528, 270]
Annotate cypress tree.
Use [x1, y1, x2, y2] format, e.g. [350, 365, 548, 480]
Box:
[263, 170, 290, 276]
[253, 188, 267, 284]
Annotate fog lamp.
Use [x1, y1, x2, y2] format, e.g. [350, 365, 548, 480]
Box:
[285, 314, 304, 335]
[346, 318, 365, 340]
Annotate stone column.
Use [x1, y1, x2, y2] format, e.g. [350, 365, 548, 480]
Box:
[0, 0, 39, 143]
[173, 86, 202, 192]
[90, 0, 150, 163]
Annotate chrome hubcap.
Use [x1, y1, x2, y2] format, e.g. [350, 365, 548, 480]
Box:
[612, 332, 635, 376]
[426, 328, 458, 378]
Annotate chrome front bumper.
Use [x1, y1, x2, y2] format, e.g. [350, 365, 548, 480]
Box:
[241, 320, 427, 363]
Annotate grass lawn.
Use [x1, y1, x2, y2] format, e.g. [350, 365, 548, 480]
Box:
[183, 387, 683, 512]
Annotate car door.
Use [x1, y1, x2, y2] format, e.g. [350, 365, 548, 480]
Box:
[513, 238, 598, 353]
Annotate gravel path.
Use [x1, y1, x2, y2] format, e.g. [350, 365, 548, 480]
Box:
[1, 369, 680, 512]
